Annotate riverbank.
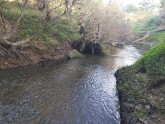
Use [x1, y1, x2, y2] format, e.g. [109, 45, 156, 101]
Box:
[0, 40, 109, 69]
[1, 46, 131, 124]
[115, 41, 165, 124]
[0, 41, 72, 69]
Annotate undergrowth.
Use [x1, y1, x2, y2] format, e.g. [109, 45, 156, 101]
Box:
[134, 16, 162, 34]
[116, 33, 165, 121]
[2, 2, 82, 44]
[147, 31, 165, 42]
[136, 42, 165, 76]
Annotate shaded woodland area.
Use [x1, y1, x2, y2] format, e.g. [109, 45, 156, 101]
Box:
[0, 0, 133, 68]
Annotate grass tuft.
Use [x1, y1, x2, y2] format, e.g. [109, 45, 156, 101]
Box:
[136, 42, 165, 76]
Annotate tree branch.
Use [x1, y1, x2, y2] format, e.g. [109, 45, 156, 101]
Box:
[132, 26, 165, 44]
[4, 0, 29, 40]
[4, 35, 34, 46]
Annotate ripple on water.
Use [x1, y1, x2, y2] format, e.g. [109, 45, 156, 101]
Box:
[0, 46, 141, 124]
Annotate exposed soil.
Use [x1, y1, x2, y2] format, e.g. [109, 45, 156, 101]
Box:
[0, 41, 72, 69]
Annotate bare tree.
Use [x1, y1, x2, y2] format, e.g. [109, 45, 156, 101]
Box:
[76, 1, 131, 43]
[0, 0, 34, 47]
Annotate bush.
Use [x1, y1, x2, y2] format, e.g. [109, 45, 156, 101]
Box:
[2, 2, 82, 43]
[136, 42, 165, 76]
[134, 16, 162, 33]
[147, 31, 165, 42]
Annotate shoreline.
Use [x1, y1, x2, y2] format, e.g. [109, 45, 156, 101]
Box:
[115, 42, 165, 124]
[0, 41, 72, 69]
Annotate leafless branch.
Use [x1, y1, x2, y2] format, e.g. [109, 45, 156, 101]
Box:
[4, 35, 34, 46]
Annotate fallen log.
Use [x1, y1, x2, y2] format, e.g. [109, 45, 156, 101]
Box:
[131, 26, 165, 44]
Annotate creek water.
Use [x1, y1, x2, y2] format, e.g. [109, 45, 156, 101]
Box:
[0, 45, 141, 124]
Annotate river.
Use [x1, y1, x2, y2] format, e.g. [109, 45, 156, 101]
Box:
[0, 45, 141, 124]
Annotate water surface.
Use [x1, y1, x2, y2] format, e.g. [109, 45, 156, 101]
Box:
[0, 46, 141, 124]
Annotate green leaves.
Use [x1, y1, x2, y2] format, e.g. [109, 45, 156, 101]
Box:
[136, 42, 165, 76]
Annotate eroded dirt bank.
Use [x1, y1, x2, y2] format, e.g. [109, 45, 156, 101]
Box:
[0, 42, 72, 69]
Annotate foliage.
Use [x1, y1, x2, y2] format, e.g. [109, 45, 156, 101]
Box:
[136, 108, 149, 118]
[136, 42, 165, 76]
[139, 0, 160, 12]
[125, 4, 139, 13]
[160, 0, 165, 8]
[160, 0, 165, 23]
[134, 16, 162, 33]
[147, 31, 165, 42]
[0, 0, 133, 46]
[116, 35, 165, 121]
[54, 22, 82, 41]
[2, 2, 82, 43]
[78, 1, 131, 42]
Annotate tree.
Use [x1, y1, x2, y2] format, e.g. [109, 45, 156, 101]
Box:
[125, 4, 139, 13]
[0, 0, 78, 48]
[0, 0, 32, 47]
[160, 0, 165, 8]
[76, 0, 131, 43]
[160, 0, 165, 23]
[139, 0, 160, 12]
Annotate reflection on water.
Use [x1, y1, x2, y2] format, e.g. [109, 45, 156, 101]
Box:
[0, 45, 140, 124]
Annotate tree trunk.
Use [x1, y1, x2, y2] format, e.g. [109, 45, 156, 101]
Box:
[0, 0, 29, 47]
[132, 26, 165, 44]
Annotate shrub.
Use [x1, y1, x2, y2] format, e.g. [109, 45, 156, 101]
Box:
[136, 42, 165, 76]
[134, 16, 162, 33]
[147, 31, 165, 42]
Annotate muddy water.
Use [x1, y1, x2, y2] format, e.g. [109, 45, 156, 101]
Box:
[0, 46, 141, 124]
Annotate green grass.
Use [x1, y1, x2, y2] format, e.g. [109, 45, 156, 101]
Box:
[136, 42, 165, 76]
[136, 108, 149, 118]
[54, 22, 82, 42]
[147, 31, 165, 42]
[117, 38, 165, 102]
[116, 33, 165, 121]
[3, 2, 82, 43]
[134, 16, 162, 33]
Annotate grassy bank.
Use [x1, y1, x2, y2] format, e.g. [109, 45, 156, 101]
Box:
[116, 37, 165, 123]
[0, 2, 82, 69]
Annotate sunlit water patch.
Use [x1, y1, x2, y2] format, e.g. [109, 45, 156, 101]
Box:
[0, 45, 141, 124]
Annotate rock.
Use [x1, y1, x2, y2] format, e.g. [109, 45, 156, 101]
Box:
[135, 104, 143, 111]
[145, 105, 151, 110]
[129, 117, 138, 124]
[110, 42, 124, 48]
[139, 118, 149, 124]
[67, 49, 84, 59]
[126, 115, 138, 124]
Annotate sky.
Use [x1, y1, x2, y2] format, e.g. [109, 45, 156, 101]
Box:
[118, 0, 143, 6]
[102, 0, 143, 6]
[102, 0, 160, 6]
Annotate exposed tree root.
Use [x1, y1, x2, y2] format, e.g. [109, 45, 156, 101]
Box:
[0, 43, 25, 60]
[0, 44, 12, 55]
[10, 48, 25, 60]
[4, 35, 34, 47]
